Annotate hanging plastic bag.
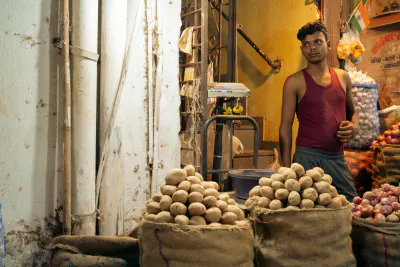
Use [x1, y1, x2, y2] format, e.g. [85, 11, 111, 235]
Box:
[337, 33, 351, 60]
[348, 29, 365, 64]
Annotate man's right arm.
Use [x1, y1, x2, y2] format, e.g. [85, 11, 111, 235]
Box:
[279, 76, 298, 167]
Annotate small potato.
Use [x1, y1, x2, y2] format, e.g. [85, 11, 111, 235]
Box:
[178, 180, 191, 192]
[299, 176, 313, 189]
[249, 186, 261, 197]
[321, 174, 333, 185]
[227, 205, 242, 218]
[306, 170, 321, 182]
[205, 207, 222, 223]
[299, 199, 315, 209]
[190, 184, 205, 195]
[189, 216, 206, 225]
[313, 167, 324, 176]
[260, 186, 275, 199]
[194, 172, 204, 181]
[269, 199, 283, 210]
[172, 190, 189, 203]
[174, 215, 189, 225]
[302, 188, 318, 202]
[147, 202, 161, 214]
[220, 212, 237, 225]
[209, 222, 222, 227]
[145, 214, 156, 221]
[188, 192, 203, 203]
[161, 185, 178, 196]
[152, 193, 163, 202]
[187, 176, 202, 185]
[237, 209, 245, 220]
[184, 165, 196, 176]
[235, 220, 249, 227]
[160, 184, 166, 193]
[165, 168, 187, 185]
[188, 202, 207, 216]
[285, 179, 300, 192]
[328, 186, 338, 198]
[210, 181, 220, 190]
[170, 202, 188, 216]
[315, 205, 327, 209]
[291, 163, 305, 177]
[227, 199, 237, 206]
[317, 193, 332, 205]
[259, 177, 273, 187]
[216, 200, 228, 212]
[286, 205, 300, 211]
[257, 197, 271, 208]
[204, 188, 220, 198]
[201, 181, 215, 189]
[282, 169, 297, 181]
[218, 193, 229, 203]
[203, 196, 217, 208]
[271, 181, 285, 191]
[313, 181, 330, 194]
[327, 197, 342, 209]
[159, 195, 173, 211]
[338, 195, 349, 206]
[271, 173, 285, 182]
[154, 211, 174, 223]
[275, 188, 289, 201]
[288, 191, 301, 206]
[278, 167, 291, 174]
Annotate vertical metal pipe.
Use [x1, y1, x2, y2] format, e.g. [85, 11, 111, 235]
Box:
[201, 0, 208, 121]
[218, 0, 222, 82]
[227, 0, 237, 82]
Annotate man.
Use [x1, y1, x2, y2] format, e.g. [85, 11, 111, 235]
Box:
[279, 20, 359, 201]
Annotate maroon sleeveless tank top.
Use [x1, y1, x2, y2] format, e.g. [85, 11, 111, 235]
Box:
[296, 67, 346, 153]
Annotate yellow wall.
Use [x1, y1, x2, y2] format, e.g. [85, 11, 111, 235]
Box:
[237, 0, 319, 147]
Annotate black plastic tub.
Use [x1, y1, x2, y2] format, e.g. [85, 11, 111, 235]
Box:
[229, 169, 277, 199]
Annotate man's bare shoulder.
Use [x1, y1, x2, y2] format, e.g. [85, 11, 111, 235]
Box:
[284, 71, 305, 92]
[332, 68, 352, 85]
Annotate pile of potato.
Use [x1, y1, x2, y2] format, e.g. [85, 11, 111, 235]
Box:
[245, 163, 349, 211]
[144, 165, 246, 226]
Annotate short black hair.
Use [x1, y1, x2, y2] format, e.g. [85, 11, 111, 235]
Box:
[297, 20, 328, 42]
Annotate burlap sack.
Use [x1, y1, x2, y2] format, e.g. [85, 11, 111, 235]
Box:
[253, 207, 356, 267]
[51, 235, 140, 267]
[378, 105, 400, 133]
[351, 217, 400, 267]
[372, 145, 400, 188]
[139, 221, 254, 267]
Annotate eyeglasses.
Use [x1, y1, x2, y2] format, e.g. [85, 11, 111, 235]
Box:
[301, 39, 325, 49]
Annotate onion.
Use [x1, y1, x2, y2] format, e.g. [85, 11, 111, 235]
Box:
[391, 202, 400, 211]
[381, 198, 391, 205]
[386, 136, 392, 143]
[381, 205, 393, 215]
[386, 214, 399, 223]
[361, 199, 370, 206]
[370, 199, 379, 206]
[394, 187, 400, 197]
[360, 205, 374, 218]
[389, 138, 400, 145]
[364, 217, 374, 222]
[390, 196, 398, 203]
[392, 129, 400, 138]
[375, 203, 383, 210]
[372, 189, 380, 196]
[363, 191, 373, 200]
[384, 130, 392, 136]
[353, 196, 362, 205]
[382, 184, 391, 191]
[352, 205, 361, 212]
[379, 141, 387, 146]
[377, 136, 385, 142]
[390, 124, 400, 131]
[352, 211, 361, 217]
[374, 213, 386, 223]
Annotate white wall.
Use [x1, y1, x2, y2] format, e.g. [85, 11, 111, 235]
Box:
[0, 0, 181, 265]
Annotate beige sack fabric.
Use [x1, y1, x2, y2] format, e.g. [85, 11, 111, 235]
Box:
[253, 207, 356, 267]
[139, 221, 254, 267]
[372, 145, 400, 188]
[378, 105, 400, 133]
[351, 217, 400, 267]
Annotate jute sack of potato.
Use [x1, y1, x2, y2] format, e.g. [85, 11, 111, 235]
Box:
[351, 216, 400, 267]
[253, 207, 356, 267]
[139, 220, 254, 267]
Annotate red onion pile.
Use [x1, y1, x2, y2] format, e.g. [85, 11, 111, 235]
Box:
[371, 122, 400, 148]
[351, 183, 400, 223]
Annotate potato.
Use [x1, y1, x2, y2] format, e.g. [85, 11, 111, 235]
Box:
[299, 176, 313, 189]
[145, 214, 156, 221]
[154, 211, 174, 223]
[210, 181, 220, 190]
[328, 185, 338, 198]
[271, 181, 285, 191]
[204, 188, 220, 198]
[147, 202, 161, 214]
[190, 184, 205, 195]
[227, 199, 237, 206]
[184, 165, 196, 176]
[187, 176, 202, 185]
[218, 193, 229, 203]
[203, 196, 217, 208]
[227, 205, 242, 218]
[315, 205, 327, 209]
[282, 169, 297, 181]
[278, 167, 291, 174]
[201, 181, 215, 189]
[299, 199, 315, 209]
[189, 216, 206, 225]
[269, 199, 283, 210]
[152, 193, 163, 202]
[209, 222, 222, 227]
[317, 193, 332, 205]
[170, 202, 187, 216]
[260, 186, 275, 199]
[338, 195, 349, 206]
[271, 173, 285, 182]
[257, 197, 271, 208]
[161, 185, 178, 196]
[313, 181, 330, 194]
[288, 191, 301, 206]
[160, 183, 165, 192]
[321, 174, 332, 185]
[313, 167, 324, 176]
[188, 191, 203, 203]
[220, 212, 237, 225]
[159, 195, 173, 211]
[174, 215, 189, 225]
[286, 205, 300, 211]
[165, 168, 187, 185]
[237, 209, 245, 220]
[306, 170, 321, 182]
[327, 197, 342, 209]
[291, 163, 305, 177]
[178, 180, 191, 192]
[172, 190, 189, 203]
[188, 202, 207, 216]
[302, 188, 318, 202]
[284, 179, 300, 192]
[205, 207, 222, 223]
[235, 220, 249, 227]
[259, 177, 273, 187]
[275, 188, 289, 201]
[194, 172, 204, 181]
[216, 200, 228, 212]
[249, 186, 261, 197]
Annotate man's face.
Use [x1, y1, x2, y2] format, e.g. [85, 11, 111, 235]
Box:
[300, 31, 330, 64]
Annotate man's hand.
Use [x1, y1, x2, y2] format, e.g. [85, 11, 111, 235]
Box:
[337, 120, 359, 143]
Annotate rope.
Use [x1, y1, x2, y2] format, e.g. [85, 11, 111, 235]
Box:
[187, 77, 203, 156]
